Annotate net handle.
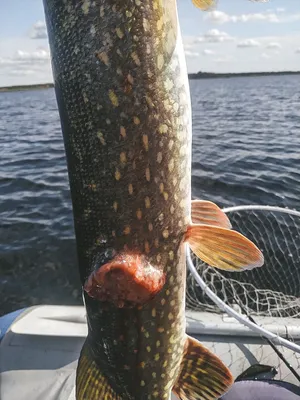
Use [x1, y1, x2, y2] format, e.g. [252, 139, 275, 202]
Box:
[186, 245, 300, 354]
[222, 204, 300, 218]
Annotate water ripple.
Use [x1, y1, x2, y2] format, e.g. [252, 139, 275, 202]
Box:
[0, 75, 299, 314]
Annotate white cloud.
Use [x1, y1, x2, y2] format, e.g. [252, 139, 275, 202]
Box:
[296, 48, 300, 54]
[205, 11, 231, 24]
[185, 33, 300, 74]
[205, 10, 279, 24]
[0, 46, 52, 86]
[237, 39, 261, 48]
[0, 49, 50, 67]
[202, 49, 215, 56]
[195, 29, 234, 43]
[14, 49, 50, 63]
[185, 50, 199, 58]
[266, 42, 282, 49]
[214, 56, 233, 63]
[30, 21, 48, 39]
[0, 57, 14, 66]
[267, 7, 285, 14]
[184, 43, 193, 50]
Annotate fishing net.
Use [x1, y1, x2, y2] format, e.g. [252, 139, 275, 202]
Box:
[186, 205, 300, 318]
[186, 205, 300, 384]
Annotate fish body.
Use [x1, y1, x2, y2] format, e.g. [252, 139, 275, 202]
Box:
[43, 1, 264, 399]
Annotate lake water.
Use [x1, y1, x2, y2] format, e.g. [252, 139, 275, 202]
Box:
[1, 75, 299, 315]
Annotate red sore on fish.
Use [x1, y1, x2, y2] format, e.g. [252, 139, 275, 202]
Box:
[84, 253, 165, 308]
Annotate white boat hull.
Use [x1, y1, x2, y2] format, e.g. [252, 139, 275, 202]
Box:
[1, 305, 300, 399]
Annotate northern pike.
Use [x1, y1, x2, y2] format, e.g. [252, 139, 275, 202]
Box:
[43, 1, 264, 399]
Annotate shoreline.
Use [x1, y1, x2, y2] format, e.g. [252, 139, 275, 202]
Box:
[188, 71, 300, 80]
[0, 71, 299, 92]
[0, 83, 54, 93]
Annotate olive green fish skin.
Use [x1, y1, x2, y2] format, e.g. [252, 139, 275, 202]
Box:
[43, 0, 192, 398]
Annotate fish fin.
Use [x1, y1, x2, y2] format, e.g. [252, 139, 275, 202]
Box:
[185, 224, 264, 271]
[84, 253, 165, 308]
[191, 200, 232, 229]
[76, 342, 121, 400]
[191, 0, 217, 12]
[173, 335, 233, 400]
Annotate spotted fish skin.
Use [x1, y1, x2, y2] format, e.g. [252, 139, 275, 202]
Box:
[43, 0, 266, 399]
[43, 0, 191, 398]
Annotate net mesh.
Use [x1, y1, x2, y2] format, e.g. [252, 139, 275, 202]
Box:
[185, 206, 300, 383]
[186, 206, 300, 318]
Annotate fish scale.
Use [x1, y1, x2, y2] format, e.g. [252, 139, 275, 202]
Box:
[45, 1, 190, 398]
[48, 2, 190, 266]
[43, 0, 264, 399]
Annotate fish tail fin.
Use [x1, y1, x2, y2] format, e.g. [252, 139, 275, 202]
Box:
[173, 335, 233, 400]
[76, 341, 121, 400]
[185, 224, 264, 271]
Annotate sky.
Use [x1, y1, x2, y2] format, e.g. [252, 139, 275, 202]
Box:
[0, 0, 299, 86]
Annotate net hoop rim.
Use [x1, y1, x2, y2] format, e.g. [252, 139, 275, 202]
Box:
[188, 203, 300, 353]
[222, 204, 300, 218]
[187, 244, 300, 354]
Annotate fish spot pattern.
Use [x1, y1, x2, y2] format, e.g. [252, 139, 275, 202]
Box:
[120, 126, 126, 138]
[144, 196, 151, 209]
[46, 0, 191, 398]
[97, 131, 106, 145]
[143, 134, 149, 151]
[108, 90, 119, 107]
[113, 201, 118, 212]
[120, 152, 127, 164]
[145, 167, 151, 182]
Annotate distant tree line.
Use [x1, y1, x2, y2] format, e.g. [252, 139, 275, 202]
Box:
[188, 71, 300, 79]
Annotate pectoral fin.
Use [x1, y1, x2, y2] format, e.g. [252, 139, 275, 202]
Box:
[191, 200, 232, 229]
[185, 224, 264, 271]
[76, 342, 121, 400]
[173, 335, 233, 400]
